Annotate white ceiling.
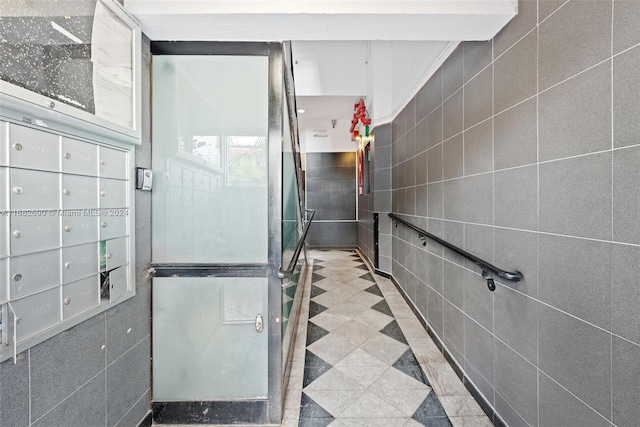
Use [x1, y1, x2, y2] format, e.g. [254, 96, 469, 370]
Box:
[124, 0, 516, 148]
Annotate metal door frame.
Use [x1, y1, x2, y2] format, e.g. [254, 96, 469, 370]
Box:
[149, 41, 283, 425]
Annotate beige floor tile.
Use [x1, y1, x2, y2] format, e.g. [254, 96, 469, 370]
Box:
[304, 367, 365, 392]
[439, 396, 487, 417]
[335, 364, 389, 388]
[330, 320, 380, 347]
[359, 333, 409, 365]
[406, 337, 447, 364]
[353, 309, 394, 331]
[369, 365, 430, 391]
[307, 333, 356, 365]
[370, 387, 431, 417]
[397, 318, 430, 339]
[448, 416, 494, 427]
[421, 363, 470, 396]
[304, 389, 364, 416]
[339, 391, 405, 418]
[309, 310, 352, 332]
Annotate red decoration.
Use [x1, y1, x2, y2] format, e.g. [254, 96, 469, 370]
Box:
[350, 99, 372, 137]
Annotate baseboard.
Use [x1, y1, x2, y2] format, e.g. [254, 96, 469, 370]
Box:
[385, 272, 507, 426]
[137, 411, 152, 427]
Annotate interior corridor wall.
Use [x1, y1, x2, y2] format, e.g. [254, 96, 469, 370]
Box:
[0, 36, 152, 427]
[363, 1, 640, 426]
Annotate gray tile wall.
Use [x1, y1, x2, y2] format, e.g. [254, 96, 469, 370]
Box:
[306, 152, 358, 248]
[358, 124, 392, 272]
[0, 36, 152, 427]
[385, 1, 640, 425]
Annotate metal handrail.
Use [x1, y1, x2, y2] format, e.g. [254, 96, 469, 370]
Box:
[389, 213, 523, 291]
[278, 209, 315, 279]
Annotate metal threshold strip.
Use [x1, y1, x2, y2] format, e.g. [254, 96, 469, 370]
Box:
[389, 213, 523, 291]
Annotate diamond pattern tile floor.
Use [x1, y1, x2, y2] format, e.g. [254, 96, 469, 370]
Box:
[282, 250, 491, 427]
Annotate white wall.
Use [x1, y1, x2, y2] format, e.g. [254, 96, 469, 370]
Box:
[300, 119, 357, 153]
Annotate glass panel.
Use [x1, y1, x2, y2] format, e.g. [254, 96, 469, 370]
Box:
[281, 90, 305, 369]
[1, 0, 135, 129]
[151, 55, 269, 263]
[152, 277, 268, 400]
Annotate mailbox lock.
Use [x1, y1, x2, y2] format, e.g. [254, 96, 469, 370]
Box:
[15, 317, 22, 325]
[64, 297, 72, 305]
[47, 101, 55, 109]
[13, 230, 23, 238]
[63, 189, 71, 195]
[13, 186, 23, 194]
[101, 222, 107, 228]
[64, 262, 72, 269]
[64, 152, 71, 159]
[105, 253, 112, 259]
[101, 191, 107, 197]
[13, 143, 23, 151]
[13, 273, 22, 282]
[100, 160, 105, 165]
[64, 226, 72, 232]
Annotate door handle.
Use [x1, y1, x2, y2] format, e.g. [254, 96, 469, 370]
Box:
[255, 314, 264, 333]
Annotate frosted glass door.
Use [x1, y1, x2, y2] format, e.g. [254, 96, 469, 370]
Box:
[150, 54, 271, 402]
[152, 277, 268, 400]
[151, 55, 269, 263]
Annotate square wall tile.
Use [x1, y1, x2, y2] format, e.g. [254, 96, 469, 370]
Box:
[539, 61, 611, 162]
[539, 152, 612, 240]
[612, 336, 640, 427]
[464, 318, 494, 383]
[428, 107, 443, 149]
[613, 0, 640, 54]
[443, 260, 463, 309]
[539, 372, 609, 427]
[494, 165, 538, 231]
[417, 68, 443, 122]
[463, 173, 493, 225]
[443, 178, 464, 222]
[415, 184, 428, 217]
[427, 182, 443, 219]
[464, 67, 493, 130]
[494, 286, 537, 364]
[443, 300, 464, 355]
[30, 314, 106, 420]
[463, 270, 493, 332]
[463, 119, 493, 176]
[33, 372, 106, 427]
[613, 146, 640, 244]
[443, 44, 464, 101]
[493, 228, 538, 297]
[494, 30, 537, 115]
[611, 244, 640, 344]
[416, 119, 429, 156]
[427, 285, 444, 336]
[0, 354, 29, 427]
[427, 144, 443, 183]
[494, 0, 537, 58]
[415, 151, 428, 186]
[538, 305, 611, 417]
[539, 0, 612, 91]
[539, 234, 611, 330]
[613, 47, 640, 149]
[464, 41, 492, 84]
[539, 0, 567, 23]
[107, 337, 150, 426]
[464, 224, 493, 269]
[443, 134, 464, 180]
[494, 97, 537, 171]
[405, 99, 417, 131]
[443, 91, 464, 141]
[494, 339, 538, 427]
